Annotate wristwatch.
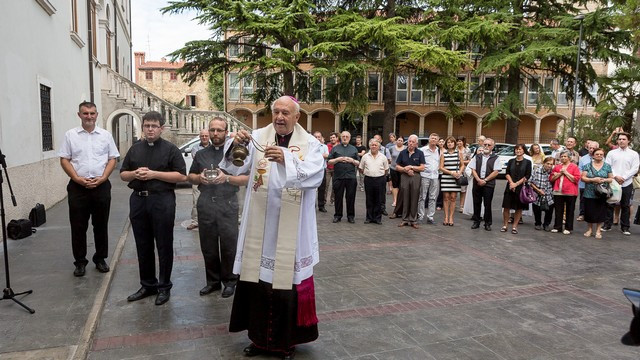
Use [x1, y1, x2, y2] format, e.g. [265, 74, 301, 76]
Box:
[226, 175, 230, 184]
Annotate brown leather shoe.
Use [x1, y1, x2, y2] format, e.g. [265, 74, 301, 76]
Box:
[411, 223, 420, 229]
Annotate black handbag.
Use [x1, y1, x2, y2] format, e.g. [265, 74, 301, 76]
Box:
[589, 164, 612, 199]
[7, 219, 36, 240]
[539, 196, 550, 212]
[29, 203, 46, 227]
[455, 156, 468, 186]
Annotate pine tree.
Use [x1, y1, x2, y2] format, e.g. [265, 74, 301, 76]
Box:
[432, 0, 635, 143]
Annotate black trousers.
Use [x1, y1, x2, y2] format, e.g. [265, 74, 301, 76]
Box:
[605, 184, 634, 231]
[578, 188, 585, 216]
[67, 180, 111, 266]
[129, 191, 176, 291]
[197, 194, 239, 287]
[333, 178, 357, 219]
[471, 183, 495, 225]
[364, 175, 386, 222]
[317, 170, 327, 208]
[533, 204, 554, 227]
[553, 195, 577, 231]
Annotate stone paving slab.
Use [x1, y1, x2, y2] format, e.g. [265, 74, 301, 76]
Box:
[2, 177, 640, 359]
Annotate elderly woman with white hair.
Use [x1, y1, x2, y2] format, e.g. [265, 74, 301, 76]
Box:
[358, 138, 389, 224]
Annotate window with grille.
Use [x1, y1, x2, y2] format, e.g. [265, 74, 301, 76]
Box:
[40, 84, 53, 151]
[145, 71, 152, 80]
[170, 72, 177, 81]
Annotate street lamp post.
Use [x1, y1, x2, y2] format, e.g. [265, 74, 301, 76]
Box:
[570, 14, 585, 138]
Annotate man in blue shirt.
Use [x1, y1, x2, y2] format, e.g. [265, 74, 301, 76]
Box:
[395, 135, 426, 229]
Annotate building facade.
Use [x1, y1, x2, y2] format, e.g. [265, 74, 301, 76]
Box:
[223, 45, 605, 145]
[0, 0, 133, 220]
[134, 52, 214, 111]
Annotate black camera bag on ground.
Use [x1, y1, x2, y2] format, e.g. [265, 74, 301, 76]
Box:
[29, 203, 46, 227]
[7, 219, 36, 240]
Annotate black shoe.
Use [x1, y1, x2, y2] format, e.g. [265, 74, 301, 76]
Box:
[471, 222, 480, 229]
[95, 261, 110, 273]
[601, 226, 611, 232]
[244, 344, 263, 357]
[484, 224, 492, 231]
[221, 285, 235, 298]
[375, 220, 383, 225]
[332, 217, 341, 223]
[347, 217, 355, 223]
[199, 283, 221, 296]
[543, 225, 551, 232]
[73, 264, 86, 277]
[381, 209, 388, 216]
[318, 207, 327, 212]
[364, 220, 371, 224]
[127, 287, 158, 302]
[621, 331, 640, 346]
[155, 290, 170, 305]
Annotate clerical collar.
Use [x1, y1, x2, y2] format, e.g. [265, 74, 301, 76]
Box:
[146, 138, 162, 147]
[276, 131, 293, 147]
[213, 146, 222, 150]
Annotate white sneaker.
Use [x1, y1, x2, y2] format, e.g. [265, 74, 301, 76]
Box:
[550, 229, 559, 233]
[562, 230, 571, 235]
[622, 230, 631, 236]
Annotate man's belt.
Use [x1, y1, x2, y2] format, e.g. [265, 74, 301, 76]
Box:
[133, 189, 172, 197]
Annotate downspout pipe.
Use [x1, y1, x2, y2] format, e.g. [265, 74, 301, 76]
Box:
[87, 0, 95, 102]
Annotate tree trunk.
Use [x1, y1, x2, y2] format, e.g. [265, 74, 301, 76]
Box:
[382, 70, 396, 142]
[504, 67, 520, 144]
[283, 69, 294, 96]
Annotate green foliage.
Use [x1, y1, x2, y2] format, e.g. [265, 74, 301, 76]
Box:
[207, 69, 224, 110]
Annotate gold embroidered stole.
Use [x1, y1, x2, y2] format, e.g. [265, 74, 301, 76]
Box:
[240, 123, 308, 289]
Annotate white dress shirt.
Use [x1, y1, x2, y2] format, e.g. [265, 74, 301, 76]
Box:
[420, 145, 440, 179]
[605, 146, 640, 187]
[58, 126, 119, 178]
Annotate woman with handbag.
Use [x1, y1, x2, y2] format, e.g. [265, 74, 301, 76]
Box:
[439, 136, 465, 226]
[530, 157, 555, 231]
[581, 148, 613, 239]
[501, 144, 532, 234]
[550, 150, 582, 234]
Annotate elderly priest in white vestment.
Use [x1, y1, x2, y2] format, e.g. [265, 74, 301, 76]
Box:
[221, 95, 324, 360]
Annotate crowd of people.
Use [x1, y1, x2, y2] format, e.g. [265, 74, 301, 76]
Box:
[58, 99, 638, 359]
[314, 130, 640, 239]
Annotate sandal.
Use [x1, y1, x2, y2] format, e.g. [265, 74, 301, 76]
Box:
[500, 226, 507, 232]
[511, 228, 518, 234]
[584, 230, 592, 237]
[595, 232, 602, 239]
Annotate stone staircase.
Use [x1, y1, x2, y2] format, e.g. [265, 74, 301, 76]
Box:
[100, 67, 249, 145]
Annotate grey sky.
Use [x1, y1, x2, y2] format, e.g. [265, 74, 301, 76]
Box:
[131, 0, 211, 61]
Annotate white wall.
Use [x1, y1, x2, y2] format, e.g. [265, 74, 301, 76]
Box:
[0, 1, 131, 220]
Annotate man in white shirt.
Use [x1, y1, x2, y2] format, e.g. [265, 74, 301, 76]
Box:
[417, 133, 440, 224]
[59, 101, 119, 277]
[604, 132, 639, 235]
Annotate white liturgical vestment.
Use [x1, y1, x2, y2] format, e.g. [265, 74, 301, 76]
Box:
[221, 125, 325, 286]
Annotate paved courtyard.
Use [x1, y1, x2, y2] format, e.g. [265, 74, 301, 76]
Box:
[1, 174, 640, 359]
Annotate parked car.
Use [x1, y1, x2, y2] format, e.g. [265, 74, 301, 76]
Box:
[177, 136, 199, 186]
[468, 142, 513, 155]
[496, 144, 553, 176]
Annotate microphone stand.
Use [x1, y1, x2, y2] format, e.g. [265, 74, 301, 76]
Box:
[0, 149, 34, 313]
